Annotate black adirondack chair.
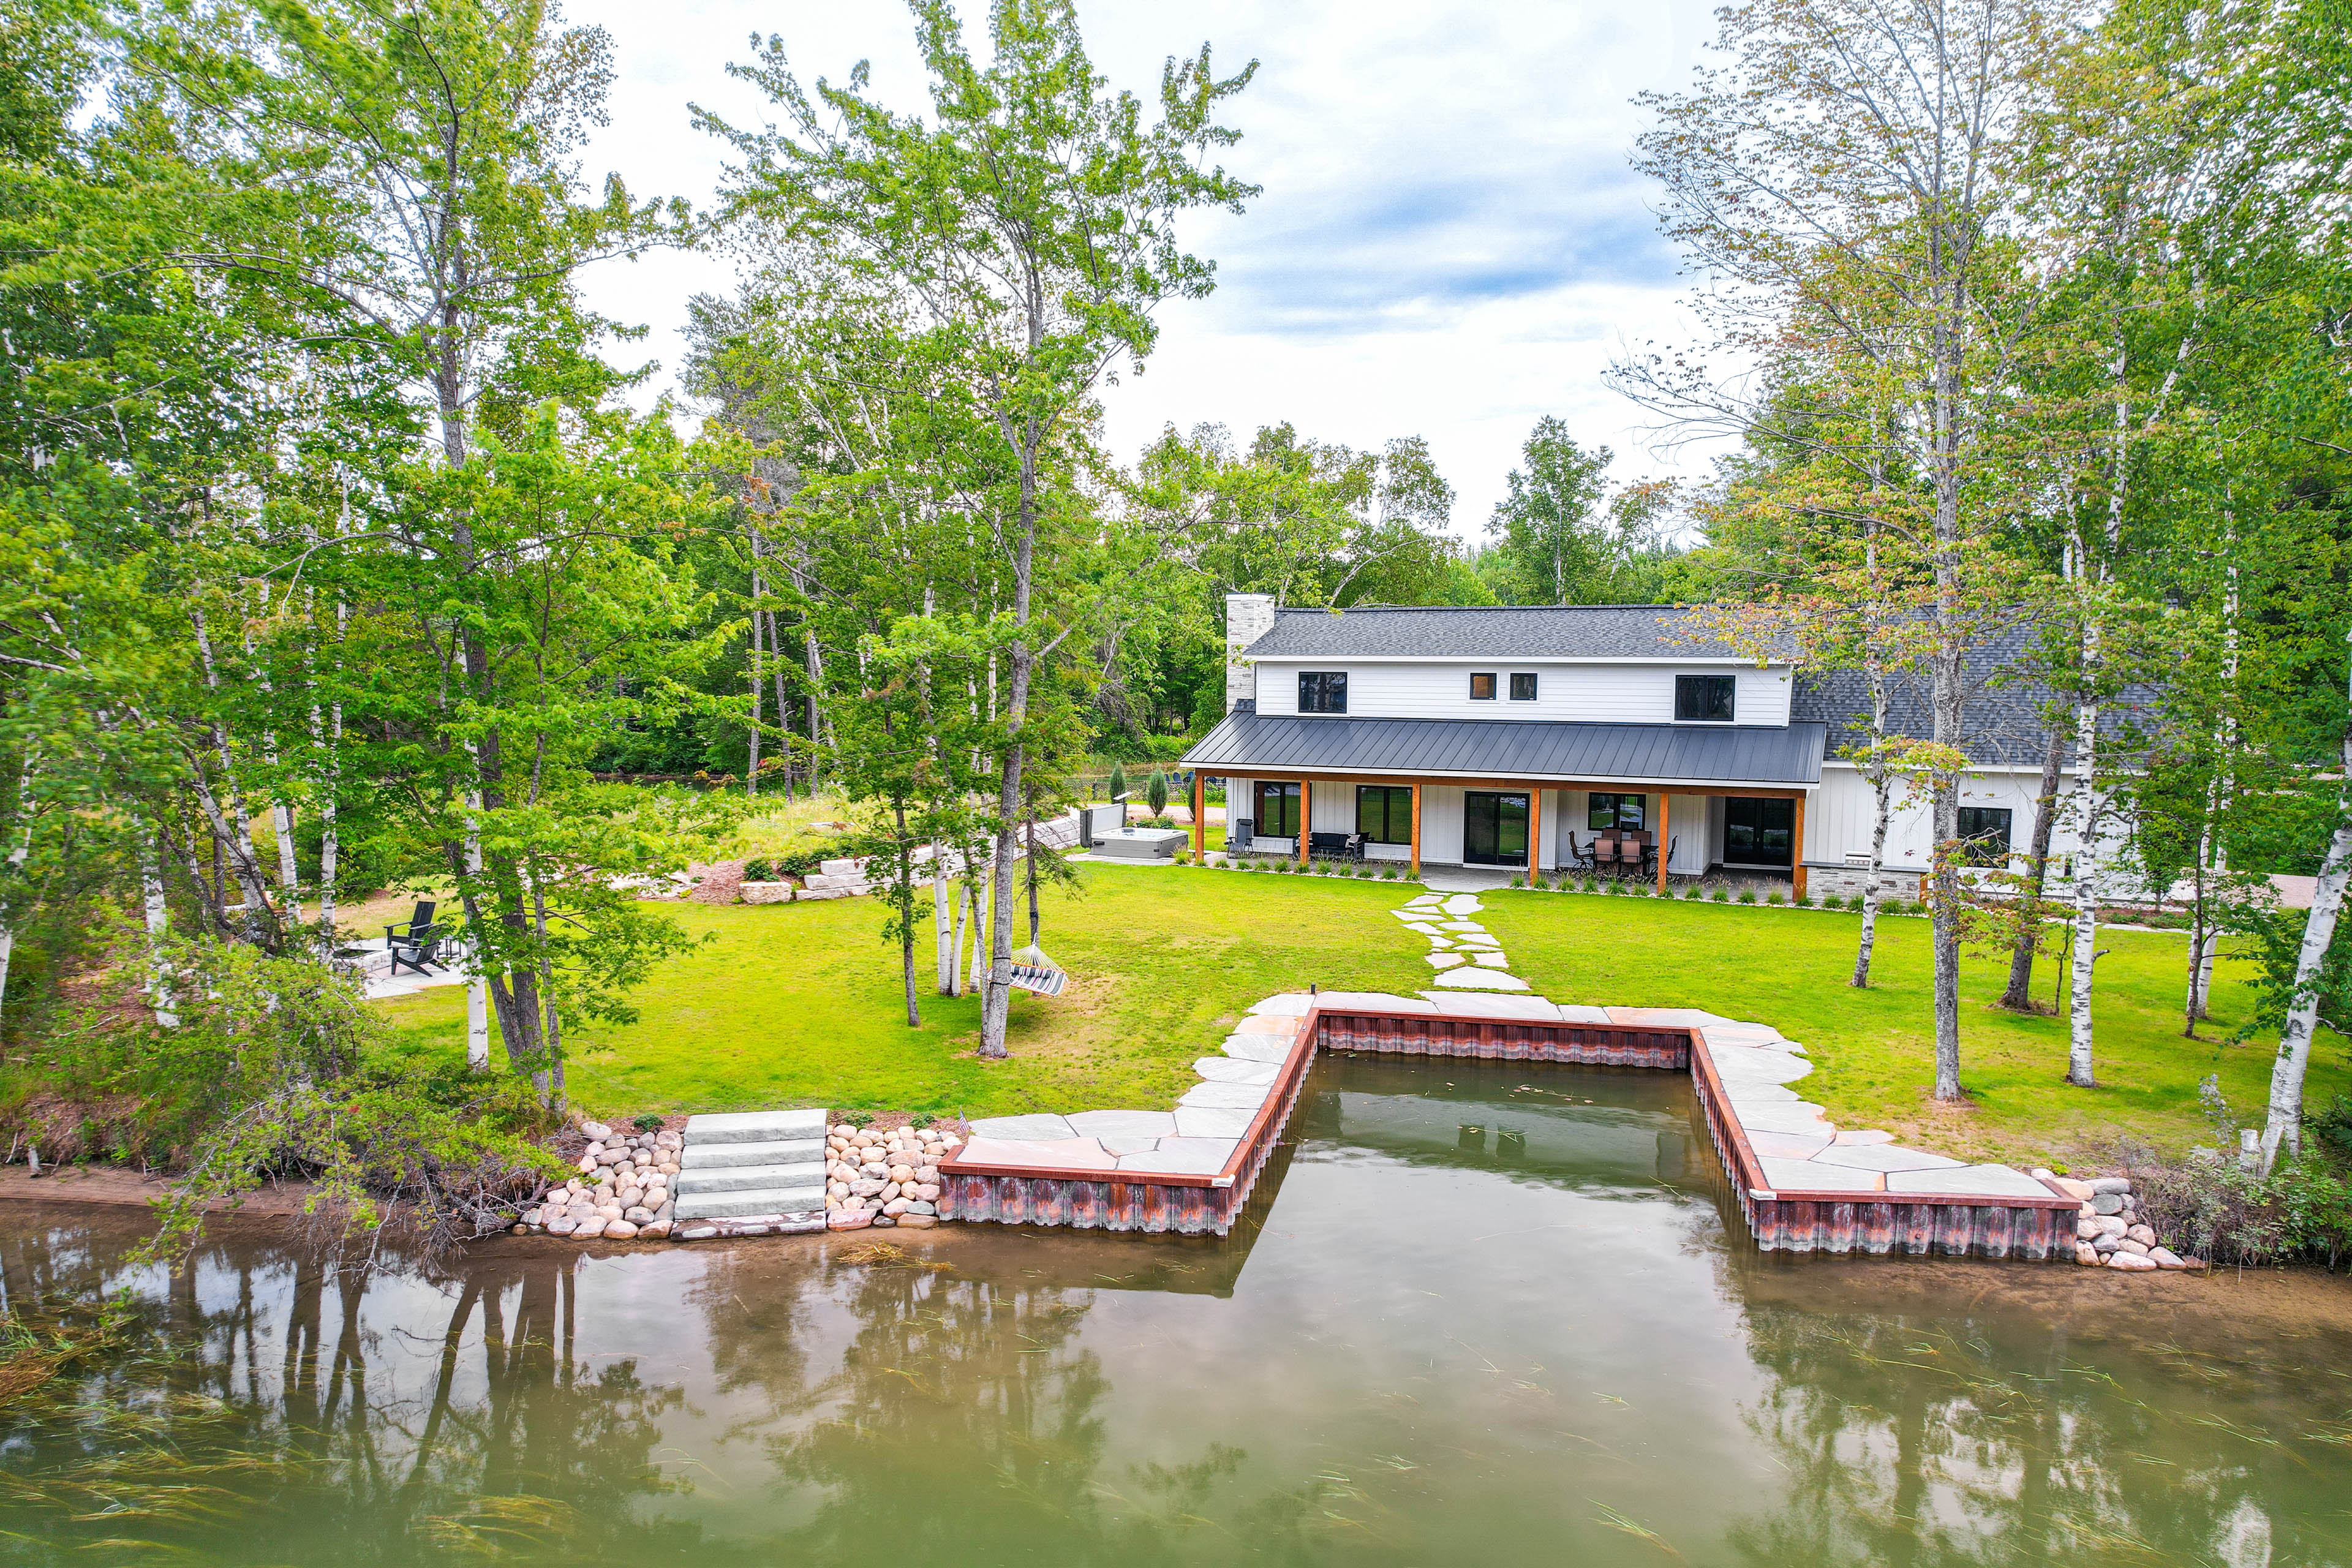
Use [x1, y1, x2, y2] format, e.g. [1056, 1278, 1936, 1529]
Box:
[386, 900, 444, 976]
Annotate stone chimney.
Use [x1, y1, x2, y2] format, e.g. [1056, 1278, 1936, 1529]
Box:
[1224, 593, 1276, 712]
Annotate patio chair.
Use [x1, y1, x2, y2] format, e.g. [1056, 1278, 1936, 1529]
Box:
[385, 899, 436, 948]
[388, 920, 447, 977]
[1567, 834, 1599, 872]
[1622, 831, 1654, 876]
[1231, 817, 1253, 854]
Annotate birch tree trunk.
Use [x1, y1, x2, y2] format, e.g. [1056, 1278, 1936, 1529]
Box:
[2260, 641, 2352, 1172]
[464, 783, 489, 1074]
[0, 761, 31, 1035]
[2067, 628, 2103, 1087]
[140, 826, 178, 1027]
[746, 544, 765, 796]
[1852, 665, 1892, 989]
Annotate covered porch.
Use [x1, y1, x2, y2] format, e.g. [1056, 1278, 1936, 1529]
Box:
[1189, 772, 1812, 898]
[1179, 708, 1828, 898]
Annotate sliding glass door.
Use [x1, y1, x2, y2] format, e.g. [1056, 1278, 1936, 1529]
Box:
[1463, 791, 1529, 867]
[1723, 797, 1794, 868]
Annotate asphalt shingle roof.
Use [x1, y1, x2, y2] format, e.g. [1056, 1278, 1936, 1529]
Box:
[1241, 605, 1795, 662]
[1180, 711, 1829, 786]
[1789, 625, 2163, 769]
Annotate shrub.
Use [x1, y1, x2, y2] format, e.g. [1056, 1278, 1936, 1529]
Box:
[633, 1112, 665, 1131]
[1766, 891, 1785, 906]
[1381, 867, 1400, 880]
[1529, 873, 1548, 890]
[2126, 1137, 2352, 1270]
[1581, 876, 1599, 894]
[743, 856, 774, 881]
[1147, 769, 1170, 817]
[1107, 760, 1128, 800]
[843, 1109, 874, 1128]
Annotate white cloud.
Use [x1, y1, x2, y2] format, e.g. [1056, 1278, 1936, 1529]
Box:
[563, 0, 1732, 537]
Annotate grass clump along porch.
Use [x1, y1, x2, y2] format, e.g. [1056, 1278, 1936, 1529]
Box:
[373, 864, 2343, 1171]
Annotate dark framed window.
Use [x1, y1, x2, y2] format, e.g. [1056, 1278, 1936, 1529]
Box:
[1297, 671, 1348, 714]
[1469, 671, 1498, 701]
[1255, 781, 1300, 839]
[1675, 674, 1736, 722]
[1357, 785, 1414, 845]
[1509, 672, 1538, 701]
[1588, 792, 1647, 831]
[1956, 806, 2014, 866]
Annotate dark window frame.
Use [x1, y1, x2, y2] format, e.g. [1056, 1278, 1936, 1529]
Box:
[1587, 792, 1648, 831]
[1254, 781, 1300, 839]
[1955, 806, 2015, 866]
[1469, 671, 1498, 701]
[1509, 671, 1538, 702]
[1297, 671, 1348, 714]
[1356, 784, 1414, 845]
[1675, 673, 1737, 722]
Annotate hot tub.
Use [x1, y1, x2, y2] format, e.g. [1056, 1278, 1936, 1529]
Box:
[1091, 826, 1189, 861]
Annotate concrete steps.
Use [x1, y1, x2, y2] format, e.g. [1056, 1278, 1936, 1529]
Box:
[674, 1109, 829, 1221]
[682, 1137, 826, 1169]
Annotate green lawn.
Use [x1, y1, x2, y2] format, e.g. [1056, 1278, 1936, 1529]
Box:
[372, 864, 2350, 1169]
[1480, 886, 2348, 1168]
[374, 865, 1431, 1123]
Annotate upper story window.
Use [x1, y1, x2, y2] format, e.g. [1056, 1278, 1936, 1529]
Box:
[1298, 671, 1348, 714]
[1469, 672, 1498, 701]
[1509, 672, 1538, 701]
[1675, 674, 1736, 722]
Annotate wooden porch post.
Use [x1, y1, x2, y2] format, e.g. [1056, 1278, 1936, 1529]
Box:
[1193, 771, 1207, 861]
[1410, 783, 1422, 878]
[1792, 791, 1808, 902]
[1527, 788, 1542, 881]
[1297, 780, 1311, 867]
[1656, 791, 1672, 895]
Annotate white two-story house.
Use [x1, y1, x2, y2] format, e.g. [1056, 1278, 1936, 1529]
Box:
[1179, 596, 2112, 898]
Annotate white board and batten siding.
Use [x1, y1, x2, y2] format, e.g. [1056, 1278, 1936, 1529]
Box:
[1250, 660, 1793, 728]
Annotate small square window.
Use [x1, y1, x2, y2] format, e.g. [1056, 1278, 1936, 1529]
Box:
[1675, 674, 1736, 722]
[1509, 672, 1537, 701]
[1956, 807, 2014, 866]
[1469, 672, 1498, 701]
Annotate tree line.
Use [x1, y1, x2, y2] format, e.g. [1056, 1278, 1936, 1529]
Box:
[0, 0, 2347, 1219]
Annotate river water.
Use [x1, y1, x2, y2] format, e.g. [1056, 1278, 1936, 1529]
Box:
[5, 1055, 2350, 1566]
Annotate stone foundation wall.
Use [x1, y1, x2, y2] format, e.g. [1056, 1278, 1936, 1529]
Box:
[1804, 864, 1925, 902]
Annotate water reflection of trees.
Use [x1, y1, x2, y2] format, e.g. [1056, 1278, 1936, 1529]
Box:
[0, 1215, 691, 1562]
[1728, 1292, 2352, 1567]
[748, 1233, 1392, 1564]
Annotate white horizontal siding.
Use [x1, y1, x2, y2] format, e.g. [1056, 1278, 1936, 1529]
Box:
[1252, 660, 1792, 726]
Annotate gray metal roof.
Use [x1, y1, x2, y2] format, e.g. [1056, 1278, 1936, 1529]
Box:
[1241, 605, 1794, 662]
[1180, 711, 1828, 787]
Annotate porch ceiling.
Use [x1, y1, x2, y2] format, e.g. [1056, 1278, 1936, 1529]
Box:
[1179, 712, 1828, 790]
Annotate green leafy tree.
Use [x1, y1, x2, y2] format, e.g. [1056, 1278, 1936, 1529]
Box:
[707, 0, 1257, 1058]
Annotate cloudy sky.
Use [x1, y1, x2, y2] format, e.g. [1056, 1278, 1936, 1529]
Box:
[562, 0, 1728, 535]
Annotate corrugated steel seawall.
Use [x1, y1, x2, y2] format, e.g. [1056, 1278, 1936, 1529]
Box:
[941, 1004, 2077, 1258]
[1318, 1011, 1689, 1069]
